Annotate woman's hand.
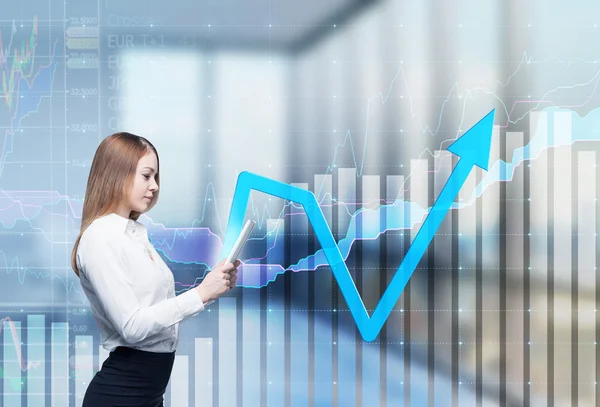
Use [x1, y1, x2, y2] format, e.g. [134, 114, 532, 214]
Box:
[195, 259, 240, 303]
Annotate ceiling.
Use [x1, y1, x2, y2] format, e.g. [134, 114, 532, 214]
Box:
[103, 0, 378, 51]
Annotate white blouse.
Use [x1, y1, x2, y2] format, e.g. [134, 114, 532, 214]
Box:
[76, 212, 206, 353]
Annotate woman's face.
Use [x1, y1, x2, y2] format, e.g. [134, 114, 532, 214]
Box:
[127, 151, 159, 214]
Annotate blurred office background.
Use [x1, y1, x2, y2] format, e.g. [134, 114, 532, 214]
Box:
[0, 0, 598, 406]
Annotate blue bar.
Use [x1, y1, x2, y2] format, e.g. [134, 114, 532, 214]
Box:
[242, 287, 261, 405]
[458, 170, 477, 407]
[411, 362, 437, 406]
[410, 159, 428, 407]
[314, 175, 333, 407]
[266, 300, 285, 407]
[362, 340, 380, 405]
[337, 168, 356, 238]
[290, 272, 310, 407]
[337, 314, 356, 406]
[266, 218, 284, 267]
[51, 322, 68, 407]
[27, 315, 45, 407]
[290, 189, 309, 407]
[267, 219, 284, 407]
[386, 175, 405, 406]
[171, 355, 189, 407]
[431, 155, 454, 407]
[195, 338, 213, 407]
[314, 269, 333, 406]
[75, 335, 94, 407]
[218, 298, 237, 407]
[362, 176, 380, 406]
[4, 320, 21, 407]
[337, 168, 356, 406]
[289, 275, 308, 407]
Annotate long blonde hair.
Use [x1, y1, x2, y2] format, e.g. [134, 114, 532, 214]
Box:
[71, 132, 160, 276]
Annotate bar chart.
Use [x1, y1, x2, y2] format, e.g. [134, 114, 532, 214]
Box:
[0, 109, 597, 406]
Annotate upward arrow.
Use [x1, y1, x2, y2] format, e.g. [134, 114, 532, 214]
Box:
[447, 109, 495, 171]
[220, 109, 496, 341]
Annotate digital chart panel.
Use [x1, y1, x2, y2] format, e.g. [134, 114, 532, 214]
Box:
[0, 1, 599, 406]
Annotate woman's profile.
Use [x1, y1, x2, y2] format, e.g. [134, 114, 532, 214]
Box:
[71, 132, 239, 406]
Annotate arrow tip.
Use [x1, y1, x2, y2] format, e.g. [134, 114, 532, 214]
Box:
[447, 109, 495, 171]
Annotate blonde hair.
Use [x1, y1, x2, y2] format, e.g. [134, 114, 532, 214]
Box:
[71, 132, 160, 276]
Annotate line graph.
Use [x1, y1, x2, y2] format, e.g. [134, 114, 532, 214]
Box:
[0, 1, 598, 405]
[1, 17, 38, 110]
[221, 109, 495, 341]
[0, 12, 594, 309]
[0, 106, 577, 306]
[0, 15, 59, 178]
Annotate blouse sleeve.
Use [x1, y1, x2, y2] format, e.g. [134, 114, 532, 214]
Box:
[78, 230, 205, 344]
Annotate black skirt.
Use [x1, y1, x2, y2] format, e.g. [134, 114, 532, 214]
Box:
[82, 346, 175, 407]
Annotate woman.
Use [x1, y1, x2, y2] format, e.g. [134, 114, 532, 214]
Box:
[71, 132, 239, 406]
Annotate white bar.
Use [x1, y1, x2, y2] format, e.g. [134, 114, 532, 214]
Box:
[361, 175, 380, 241]
[242, 289, 260, 405]
[482, 125, 501, 401]
[385, 174, 405, 248]
[171, 355, 189, 407]
[505, 131, 524, 399]
[195, 338, 213, 407]
[338, 168, 357, 240]
[383, 175, 406, 232]
[291, 182, 309, 407]
[578, 151, 596, 406]
[26, 315, 45, 407]
[4, 320, 21, 407]
[554, 111, 572, 146]
[553, 129, 572, 404]
[51, 322, 69, 407]
[267, 218, 285, 407]
[528, 112, 548, 404]
[433, 151, 453, 398]
[458, 152, 477, 407]
[314, 172, 334, 406]
[75, 336, 93, 407]
[362, 175, 380, 405]
[408, 158, 428, 403]
[385, 175, 405, 403]
[337, 167, 357, 405]
[481, 125, 502, 229]
[361, 176, 379, 209]
[409, 159, 428, 242]
[315, 174, 333, 228]
[219, 298, 237, 407]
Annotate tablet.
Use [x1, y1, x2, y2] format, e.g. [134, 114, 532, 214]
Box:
[225, 219, 256, 264]
[204, 219, 256, 306]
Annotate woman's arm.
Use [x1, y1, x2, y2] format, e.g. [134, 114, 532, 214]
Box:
[78, 232, 205, 344]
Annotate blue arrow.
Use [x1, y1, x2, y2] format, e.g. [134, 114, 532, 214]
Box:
[220, 109, 495, 341]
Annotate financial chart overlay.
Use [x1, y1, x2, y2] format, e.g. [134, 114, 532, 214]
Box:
[2, 1, 600, 407]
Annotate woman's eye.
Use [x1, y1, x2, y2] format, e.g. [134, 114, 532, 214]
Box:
[143, 174, 150, 180]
